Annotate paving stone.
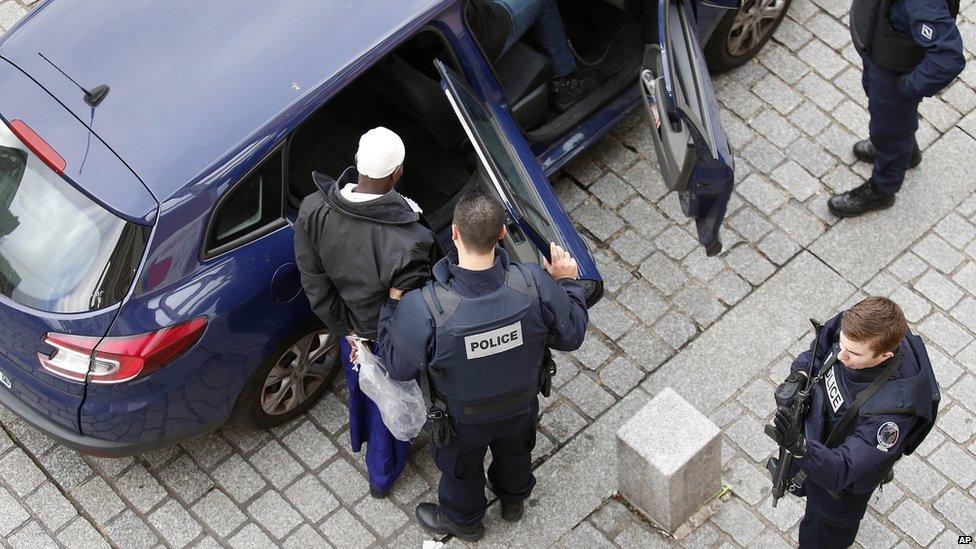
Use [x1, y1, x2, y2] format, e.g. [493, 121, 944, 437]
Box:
[283, 524, 331, 549]
[889, 499, 945, 546]
[725, 416, 772, 463]
[573, 201, 625, 242]
[679, 521, 721, 548]
[711, 270, 752, 306]
[589, 299, 635, 341]
[590, 172, 635, 209]
[771, 160, 820, 202]
[952, 297, 976, 332]
[158, 453, 213, 504]
[954, 261, 976, 295]
[674, 284, 726, 328]
[283, 474, 338, 523]
[919, 312, 973, 355]
[7, 520, 57, 549]
[617, 280, 669, 325]
[653, 311, 698, 349]
[309, 392, 349, 434]
[655, 226, 699, 261]
[192, 489, 246, 538]
[0, 449, 45, 497]
[321, 508, 376, 549]
[914, 269, 964, 309]
[889, 285, 932, 323]
[618, 327, 673, 373]
[247, 490, 303, 540]
[0, 487, 28, 537]
[930, 443, 976, 489]
[211, 453, 266, 504]
[37, 445, 92, 491]
[57, 517, 110, 549]
[599, 357, 645, 397]
[758, 493, 804, 531]
[936, 213, 976, 249]
[0, 1, 27, 32]
[724, 457, 768, 506]
[889, 252, 928, 282]
[354, 495, 408, 538]
[181, 433, 235, 470]
[710, 499, 765, 546]
[228, 523, 275, 549]
[562, 374, 615, 419]
[736, 378, 776, 418]
[594, 251, 632, 293]
[282, 420, 338, 470]
[320, 457, 370, 505]
[614, 520, 672, 548]
[758, 43, 810, 83]
[799, 39, 848, 79]
[950, 374, 976, 413]
[589, 497, 632, 536]
[574, 335, 613, 371]
[682, 249, 726, 282]
[750, 109, 800, 146]
[115, 463, 166, 514]
[759, 230, 801, 266]
[619, 198, 669, 238]
[639, 252, 688, 296]
[560, 521, 615, 548]
[24, 481, 76, 532]
[755, 74, 803, 115]
[540, 402, 588, 443]
[855, 513, 899, 549]
[622, 160, 669, 203]
[789, 102, 832, 137]
[935, 487, 976, 534]
[150, 499, 203, 548]
[104, 510, 159, 548]
[72, 475, 126, 525]
[610, 229, 654, 266]
[896, 453, 949, 500]
[716, 80, 764, 119]
[250, 440, 304, 490]
[739, 143, 786, 183]
[940, 404, 976, 443]
[729, 206, 774, 242]
[725, 246, 776, 286]
[786, 136, 837, 177]
[915, 234, 966, 274]
[870, 481, 904, 513]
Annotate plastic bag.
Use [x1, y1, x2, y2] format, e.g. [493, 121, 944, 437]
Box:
[351, 338, 426, 441]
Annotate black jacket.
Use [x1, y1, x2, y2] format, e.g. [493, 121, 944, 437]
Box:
[294, 168, 436, 340]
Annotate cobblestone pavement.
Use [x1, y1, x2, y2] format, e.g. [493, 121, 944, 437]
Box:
[2, 0, 976, 547]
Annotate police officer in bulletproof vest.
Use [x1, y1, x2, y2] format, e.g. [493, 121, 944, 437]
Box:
[827, 0, 965, 217]
[766, 297, 939, 548]
[377, 190, 588, 541]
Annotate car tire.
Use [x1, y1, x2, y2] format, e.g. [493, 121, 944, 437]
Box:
[234, 323, 341, 428]
[703, 0, 793, 73]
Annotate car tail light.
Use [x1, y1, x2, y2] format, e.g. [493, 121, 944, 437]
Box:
[8, 119, 66, 174]
[38, 317, 208, 384]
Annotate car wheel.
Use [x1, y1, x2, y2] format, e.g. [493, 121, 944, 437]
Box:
[236, 325, 341, 428]
[703, 0, 792, 73]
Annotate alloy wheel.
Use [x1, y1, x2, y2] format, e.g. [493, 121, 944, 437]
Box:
[260, 330, 338, 416]
[725, 0, 788, 57]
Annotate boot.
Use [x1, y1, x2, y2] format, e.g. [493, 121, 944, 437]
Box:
[827, 180, 896, 218]
[852, 140, 922, 168]
[501, 500, 524, 522]
[415, 502, 485, 542]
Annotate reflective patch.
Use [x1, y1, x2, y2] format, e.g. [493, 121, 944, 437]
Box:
[823, 364, 844, 413]
[920, 23, 934, 40]
[464, 321, 523, 359]
[876, 421, 900, 451]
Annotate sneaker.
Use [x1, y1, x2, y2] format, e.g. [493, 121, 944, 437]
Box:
[552, 69, 603, 113]
[827, 180, 896, 218]
[852, 140, 922, 168]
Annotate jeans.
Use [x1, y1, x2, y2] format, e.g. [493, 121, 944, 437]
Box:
[861, 54, 921, 196]
[494, 0, 577, 77]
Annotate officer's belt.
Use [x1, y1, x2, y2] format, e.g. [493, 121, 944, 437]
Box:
[432, 386, 536, 418]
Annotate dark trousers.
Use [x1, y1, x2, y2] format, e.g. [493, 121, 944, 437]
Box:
[861, 54, 922, 196]
[798, 481, 875, 548]
[433, 400, 539, 526]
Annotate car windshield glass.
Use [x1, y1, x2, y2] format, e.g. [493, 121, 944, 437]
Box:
[443, 68, 559, 247]
[0, 121, 147, 313]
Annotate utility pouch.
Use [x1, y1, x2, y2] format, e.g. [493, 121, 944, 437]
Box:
[540, 349, 557, 398]
[425, 408, 457, 448]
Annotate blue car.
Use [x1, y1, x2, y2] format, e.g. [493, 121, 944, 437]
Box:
[0, 0, 788, 456]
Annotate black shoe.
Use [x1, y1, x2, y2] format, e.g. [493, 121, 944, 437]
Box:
[827, 181, 896, 218]
[552, 69, 603, 113]
[500, 500, 524, 522]
[415, 502, 485, 542]
[852, 140, 922, 168]
[370, 484, 391, 499]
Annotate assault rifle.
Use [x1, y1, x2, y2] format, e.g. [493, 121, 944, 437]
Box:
[765, 318, 823, 507]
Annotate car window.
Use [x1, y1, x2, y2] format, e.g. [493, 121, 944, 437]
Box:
[207, 151, 284, 255]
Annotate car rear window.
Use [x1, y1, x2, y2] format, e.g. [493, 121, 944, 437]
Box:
[0, 120, 148, 313]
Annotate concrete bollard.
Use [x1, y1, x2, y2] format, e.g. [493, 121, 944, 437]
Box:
[616, 387, 721, 533]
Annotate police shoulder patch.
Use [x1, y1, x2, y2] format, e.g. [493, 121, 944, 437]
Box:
[876, 421, 899, 451]
[920, 23, 935, 41]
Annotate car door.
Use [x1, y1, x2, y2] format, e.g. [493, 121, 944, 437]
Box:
[434, 60, 603, 306]
[642, 0, 736, 256]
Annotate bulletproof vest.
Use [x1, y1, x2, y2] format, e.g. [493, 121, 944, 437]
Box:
[805, 334, 938, 493]
[421, 263, 549, 424]
[850, 0, 924, 72]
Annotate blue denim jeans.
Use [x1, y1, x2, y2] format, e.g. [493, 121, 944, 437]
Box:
[494, 0, 577, 77]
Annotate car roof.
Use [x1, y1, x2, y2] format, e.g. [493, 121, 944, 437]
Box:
[0, 0, 452, 201]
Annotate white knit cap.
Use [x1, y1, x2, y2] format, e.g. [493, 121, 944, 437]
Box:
[356, 127, 405, 179]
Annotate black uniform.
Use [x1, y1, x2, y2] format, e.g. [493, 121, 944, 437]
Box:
[783, 313, 938, 548]
[378, 248, 588, 526]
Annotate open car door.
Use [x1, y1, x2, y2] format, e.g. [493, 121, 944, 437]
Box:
[434, 59, 603, 306]
[642, 0, 735, 256]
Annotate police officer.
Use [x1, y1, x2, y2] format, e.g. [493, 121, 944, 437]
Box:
[767, 297, 938, 547]
[828, 0, 965, 217]
[378, 191, 588, 541]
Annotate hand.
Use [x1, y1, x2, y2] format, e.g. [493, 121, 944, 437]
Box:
[348, 339, 359, 364]
[389, 288, 404, 300]
[542, 242, 578, 281]
[769, 406, 806, 456]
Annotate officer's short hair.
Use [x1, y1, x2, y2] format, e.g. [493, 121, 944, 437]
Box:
[842, 296, 908, 355]
[454, 191, 504, 254]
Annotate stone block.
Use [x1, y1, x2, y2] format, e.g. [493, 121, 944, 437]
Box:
[616, 388, 721, 533]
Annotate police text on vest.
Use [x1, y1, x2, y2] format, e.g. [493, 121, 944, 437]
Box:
[824, 365, 845, 413]
[464, 321, 523, 359]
